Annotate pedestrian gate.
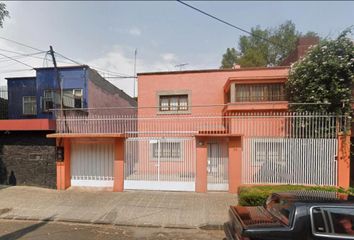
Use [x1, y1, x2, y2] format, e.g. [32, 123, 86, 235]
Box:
[124, 137, 196, 191]
[207, 142, 229, 191]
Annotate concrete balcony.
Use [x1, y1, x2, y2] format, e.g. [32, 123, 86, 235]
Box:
[0, 119, 56, 131]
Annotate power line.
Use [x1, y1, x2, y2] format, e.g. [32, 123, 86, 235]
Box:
[0, 35, 133, 77]
[0, 36, 44, 52]
[0, 68, 34, 74]
[0, 50, 45, 62]
[176, 0, 284, 48]
[54, 50, 132, 77]
[0, 51, 34, 69]
[54, 51, 81, 65]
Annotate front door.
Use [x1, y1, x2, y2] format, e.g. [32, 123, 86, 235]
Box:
[207, 142, 229, 191]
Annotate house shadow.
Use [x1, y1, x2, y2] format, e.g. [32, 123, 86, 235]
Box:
[0, 216, 56, 240]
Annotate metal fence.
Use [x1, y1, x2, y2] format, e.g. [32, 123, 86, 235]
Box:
[0, 86, 8, 119]
[54, 110, 345, 187]
[55, 111, 345, 138]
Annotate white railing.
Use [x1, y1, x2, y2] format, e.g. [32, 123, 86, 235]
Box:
[55, 111, 345, 139]
[55, 111, 346, 187]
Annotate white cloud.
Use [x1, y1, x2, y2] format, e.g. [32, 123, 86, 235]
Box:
[85, 46, 186, 97]
[128, 27, 141, 36]
[161, 53, 176, 62]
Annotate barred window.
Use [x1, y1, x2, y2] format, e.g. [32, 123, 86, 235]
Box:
[235, 83, 285, 102]
[159, 95, 188, 112]
[23, 96, 37, 115]
[43, 89, 83, 112]
[152, 141, 182, 160]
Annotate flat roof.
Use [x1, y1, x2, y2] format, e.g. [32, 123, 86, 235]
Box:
[34, 65, 89, 70]
[5, 76, 36, 80]
[137, 66, 289, 76]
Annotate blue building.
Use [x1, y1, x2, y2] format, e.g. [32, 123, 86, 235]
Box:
[6, 65, 136, 119]
[0, 65, 136, 189]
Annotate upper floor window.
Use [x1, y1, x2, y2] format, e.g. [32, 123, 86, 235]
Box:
[23, 96, 37, 115]
[43, 89, 83, 112]
[235, 83, 285, 102]
[159, 94, 188, 112]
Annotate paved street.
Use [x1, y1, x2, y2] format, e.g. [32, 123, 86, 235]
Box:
[0, 219, 225, 240]
[0, 186, 237, 229]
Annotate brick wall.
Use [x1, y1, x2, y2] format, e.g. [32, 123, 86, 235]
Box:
[0, 131, 56, 188]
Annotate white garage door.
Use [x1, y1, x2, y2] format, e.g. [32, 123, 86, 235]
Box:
[71, 140, 114, 187]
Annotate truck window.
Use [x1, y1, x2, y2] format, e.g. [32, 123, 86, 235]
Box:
[311, 207, 354, 238]
[265, 195, 294, 225]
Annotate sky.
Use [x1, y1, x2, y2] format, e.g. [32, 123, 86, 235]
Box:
[0, 1, 353, 97]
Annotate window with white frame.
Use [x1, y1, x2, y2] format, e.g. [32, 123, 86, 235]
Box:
[23, 96, 37, 115]
[151, 140, 182, 160]
[43, 89, 83, 112]
[159, 94, 188, 112]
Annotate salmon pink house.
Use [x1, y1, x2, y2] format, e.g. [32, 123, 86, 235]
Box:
[131, 66, 348, 192]
[51, 66, 351, 192]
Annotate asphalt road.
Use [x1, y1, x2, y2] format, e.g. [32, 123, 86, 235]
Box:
[0, 219, 225, 240]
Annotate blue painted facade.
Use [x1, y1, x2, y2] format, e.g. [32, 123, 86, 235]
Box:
[6, 65, 137, 120]
[7, 66, 89, 119]
[35, 66, 88, 118]
[7, 77, 37, 119]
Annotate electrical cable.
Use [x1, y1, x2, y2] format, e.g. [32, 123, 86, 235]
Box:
[176, 0, 285, 49]
[0, 51, 34, 69]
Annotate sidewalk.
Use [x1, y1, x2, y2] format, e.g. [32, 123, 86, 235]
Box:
[0, 186, 237, 229]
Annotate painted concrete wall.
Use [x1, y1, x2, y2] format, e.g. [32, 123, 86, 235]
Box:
[87, 69, 137, 115]
[36, 67, 88, 119]
[137, 67, 290, 117]
[7, 77, 36, 119]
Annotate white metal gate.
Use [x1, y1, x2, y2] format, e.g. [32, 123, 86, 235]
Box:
[242, 137, 338, 185]
[124, 137, 196, 191]
[71, 140, 114, 187]
[207, 142, 229, 191]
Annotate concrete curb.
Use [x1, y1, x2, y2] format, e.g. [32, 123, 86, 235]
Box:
[0, 216, 224, 230]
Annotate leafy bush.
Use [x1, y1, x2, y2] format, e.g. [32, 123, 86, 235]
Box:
[238, 185, 353, 206]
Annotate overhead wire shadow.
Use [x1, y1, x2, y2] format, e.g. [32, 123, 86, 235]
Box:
[0, 215, 56, 240]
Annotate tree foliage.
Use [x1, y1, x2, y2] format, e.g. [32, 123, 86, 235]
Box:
[221, 47, 239, 69]
[0, 2, 9, 28]
[220, 20, 316, 68]
[286, 29, 354, 115]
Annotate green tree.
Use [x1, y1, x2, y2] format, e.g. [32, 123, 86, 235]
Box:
[220, 47, 239, 69]
[220, 20, 317, 68]
[286, 29, 354, 115]
[237, 27, 269, 67]
[0, 2, 9, 28]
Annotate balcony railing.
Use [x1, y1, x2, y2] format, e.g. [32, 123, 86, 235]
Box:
[54, 109, 345, 139]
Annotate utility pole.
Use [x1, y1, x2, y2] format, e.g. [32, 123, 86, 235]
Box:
[133, 49, 137, 98]
[49, 46, 63, 111]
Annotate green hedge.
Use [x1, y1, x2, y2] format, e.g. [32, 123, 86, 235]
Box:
[238, 185, 354, 206]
